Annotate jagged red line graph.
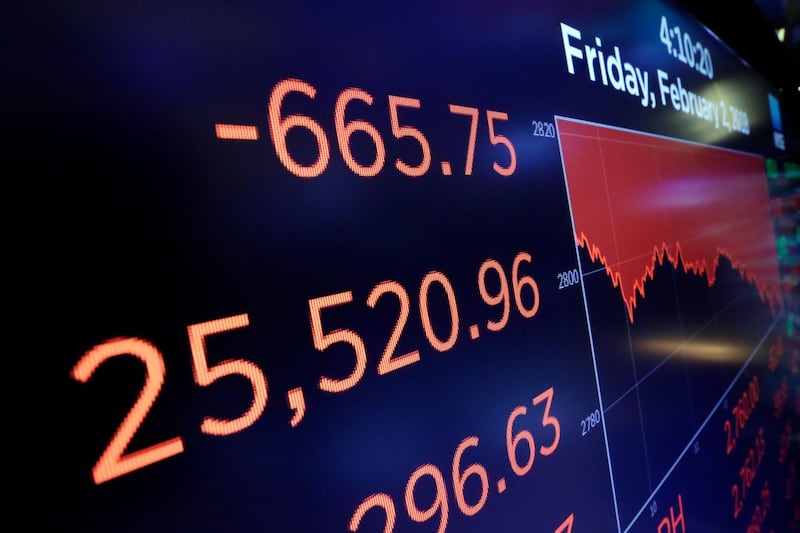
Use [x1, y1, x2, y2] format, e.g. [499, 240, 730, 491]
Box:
[557, 117, 782, 323]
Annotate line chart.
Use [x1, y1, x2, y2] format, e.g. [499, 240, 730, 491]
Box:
[557, 117, 781, 324]
[557, 116, 784, 527]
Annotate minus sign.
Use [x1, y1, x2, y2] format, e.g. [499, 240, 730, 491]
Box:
[215, 123, 260, 140]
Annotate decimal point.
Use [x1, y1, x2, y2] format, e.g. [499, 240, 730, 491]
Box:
[441, 161, 452, 175]
[497, 478, 506, 493]
[469, 324, 480, 339]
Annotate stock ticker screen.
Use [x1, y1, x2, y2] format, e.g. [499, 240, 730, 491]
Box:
[24, 0, 800, 531]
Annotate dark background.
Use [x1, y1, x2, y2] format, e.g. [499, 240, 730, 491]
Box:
[678, 0, 800, 153]
[7, 1, 800, 531]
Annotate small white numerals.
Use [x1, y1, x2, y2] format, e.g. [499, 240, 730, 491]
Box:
[557, 269, 580, 290]
[580, 408, 601, 436]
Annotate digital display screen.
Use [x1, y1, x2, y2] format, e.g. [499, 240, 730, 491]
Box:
[23, 0, 800, 531]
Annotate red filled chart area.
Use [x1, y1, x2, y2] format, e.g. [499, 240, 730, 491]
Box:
[557, 117, 781, 323]
[556, 117, 784, 530]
